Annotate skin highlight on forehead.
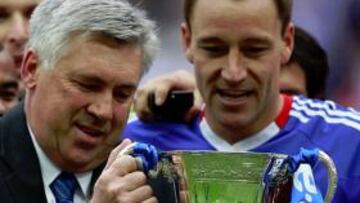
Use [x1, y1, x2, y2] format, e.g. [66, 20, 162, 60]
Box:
[186, 0, 291, 36]
[191, 0, 282, 47]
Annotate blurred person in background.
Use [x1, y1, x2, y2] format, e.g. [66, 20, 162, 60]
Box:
[280, 26, 329, 99]
[0, 0, 41, 73]
[0, 43, 20, 116]
[0, 0, 41, 114]
[336, 0, 360, 108]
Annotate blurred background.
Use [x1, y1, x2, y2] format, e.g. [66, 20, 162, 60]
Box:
[133, 0, 359, 108]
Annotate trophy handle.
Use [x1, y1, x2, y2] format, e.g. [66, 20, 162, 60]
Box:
[318, 150, 337, 203]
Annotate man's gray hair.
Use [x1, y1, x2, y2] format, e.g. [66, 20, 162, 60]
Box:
[27, 0, 159, 72]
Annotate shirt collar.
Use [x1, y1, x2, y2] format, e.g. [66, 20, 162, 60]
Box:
[200, 119, 280, 151]
[26, 122, 93, 197]
[199, 95, 292, 151]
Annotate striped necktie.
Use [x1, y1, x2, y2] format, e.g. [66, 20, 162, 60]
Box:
[50, 172, 77, 203]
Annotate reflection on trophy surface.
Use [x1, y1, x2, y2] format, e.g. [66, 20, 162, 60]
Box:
[149, 152, 293, 203]
[123, 143, 337, 203]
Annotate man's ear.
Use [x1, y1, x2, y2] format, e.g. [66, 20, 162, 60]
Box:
[181, 22, 194, 63]
[281, 22, 295, 65]
[21, 49, 39, 89]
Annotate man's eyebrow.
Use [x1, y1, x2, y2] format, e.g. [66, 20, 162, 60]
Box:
[75, 74, 138, 89]
[0, 81, 19, 89]
[197, 36, 273, 45]
[243, 37, 273, 45]
[77, 75, 105, 83]
[198, 37, 223, 44]
[116, 84, 138, 92]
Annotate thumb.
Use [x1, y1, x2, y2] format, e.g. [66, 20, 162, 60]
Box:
[105, 138, 132, 169]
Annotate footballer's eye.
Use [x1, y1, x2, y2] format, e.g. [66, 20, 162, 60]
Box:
[242, 46, 269, 57]
[199, 44, 228, 56]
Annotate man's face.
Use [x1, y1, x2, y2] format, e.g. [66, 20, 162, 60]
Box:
[0, 47, 19, 116]
[280, 62, 307, 96]
[182, 0, 293, 140]
[0, 70, 19, 116]
[25, 35, 143, 172]
[0, 0, 41, 71]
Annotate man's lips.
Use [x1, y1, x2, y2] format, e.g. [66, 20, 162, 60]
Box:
[216, 88, 254, 105]
[75, 124, 107, 137]
[74, 124, 110, 149]
[217, 88, 253, 98]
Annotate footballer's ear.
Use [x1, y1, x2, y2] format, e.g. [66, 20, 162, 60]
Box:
[181, 22, 194, 63]
[281, 22, 295, 65]
[21, 49, 40, 89]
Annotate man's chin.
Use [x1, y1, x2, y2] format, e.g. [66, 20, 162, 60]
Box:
[218, 113, 255, 130]
[63, 151, 106, 172]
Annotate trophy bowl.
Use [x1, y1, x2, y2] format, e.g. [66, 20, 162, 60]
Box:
[122, 144, 337, 203]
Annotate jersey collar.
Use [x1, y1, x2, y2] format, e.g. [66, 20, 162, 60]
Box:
[199, 94, 293, 151]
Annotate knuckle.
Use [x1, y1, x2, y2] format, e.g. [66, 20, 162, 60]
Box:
[108, 185, 121, 197]
[117, 195, 132, 203]
[138, 171, 147, 179]
[143, 185, 154, 195]
[133, 171, 147, 183]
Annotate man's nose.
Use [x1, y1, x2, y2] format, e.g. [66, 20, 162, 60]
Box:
[7, 13, 29, 48]
[87, 93, 114, 121]
[221, 50, 247, 83]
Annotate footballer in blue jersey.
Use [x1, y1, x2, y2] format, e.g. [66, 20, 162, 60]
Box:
[123, 95, 360, 203]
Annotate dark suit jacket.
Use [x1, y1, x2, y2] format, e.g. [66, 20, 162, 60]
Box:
[0, 103, 103, 203]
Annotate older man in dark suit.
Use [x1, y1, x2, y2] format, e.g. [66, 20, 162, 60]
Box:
[0, 0, 159, 202]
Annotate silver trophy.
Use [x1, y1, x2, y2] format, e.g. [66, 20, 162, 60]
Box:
[122, 144, 337, 203]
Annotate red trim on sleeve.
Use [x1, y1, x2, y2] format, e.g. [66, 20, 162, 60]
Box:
[275, 94, 293, 128]
[199, 103, 206, 119]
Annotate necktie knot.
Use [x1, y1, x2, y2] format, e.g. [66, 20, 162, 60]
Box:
[50, 172, 77, 203]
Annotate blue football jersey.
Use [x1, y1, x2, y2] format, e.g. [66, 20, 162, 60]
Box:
[123, 95, 360, 202]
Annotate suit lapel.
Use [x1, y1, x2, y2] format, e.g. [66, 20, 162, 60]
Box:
[0, 103, 47, 202]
